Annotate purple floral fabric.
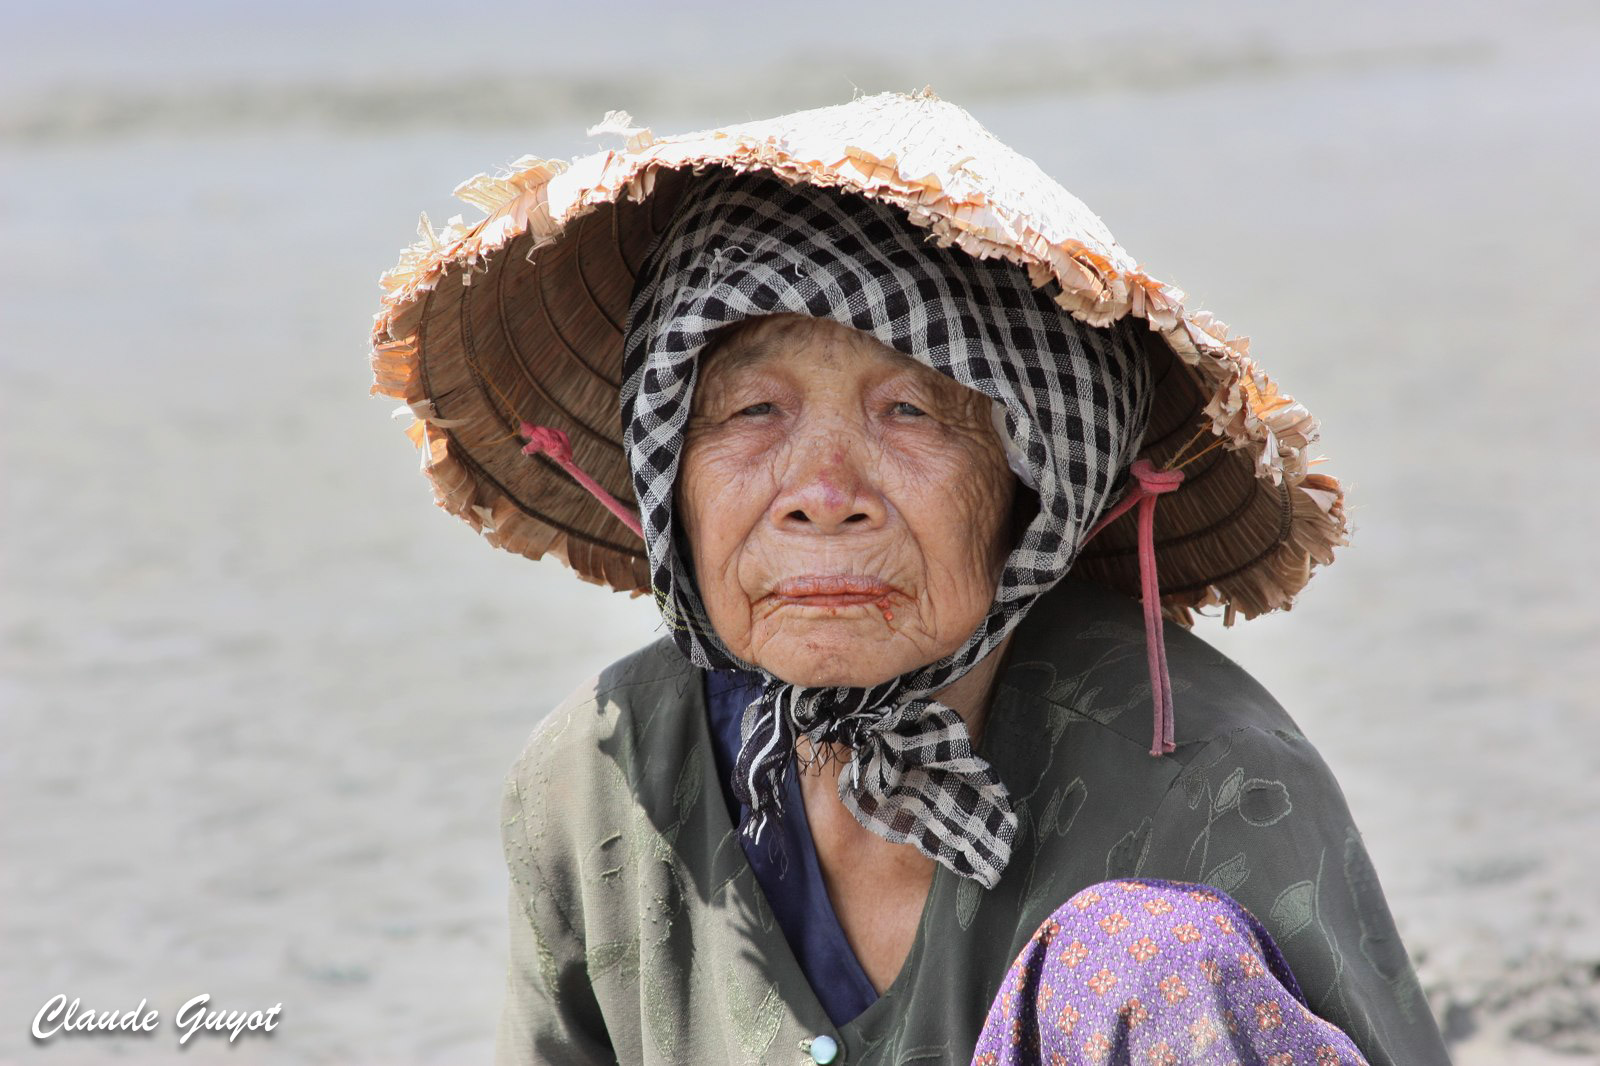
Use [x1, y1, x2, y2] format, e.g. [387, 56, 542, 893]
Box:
[971, 879, 1369, 1066]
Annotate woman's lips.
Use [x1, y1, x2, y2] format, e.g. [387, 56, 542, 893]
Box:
[768, 574, 896, 608]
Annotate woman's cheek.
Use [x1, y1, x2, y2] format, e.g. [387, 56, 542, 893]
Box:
[697, 437, 782, 526]
[679, 434, 776, 638]
[886, 429, 1010, 522]
[684, 428, 752, 498]
[886, 430, 1014, 608]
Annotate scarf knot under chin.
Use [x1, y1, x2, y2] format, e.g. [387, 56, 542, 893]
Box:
[621, 168, 1152, 889]
[732, 677, 1017, 885]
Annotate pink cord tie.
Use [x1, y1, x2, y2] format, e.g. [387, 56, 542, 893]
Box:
[1085, 459, 1185, 756]
[518, 423, 645, 540]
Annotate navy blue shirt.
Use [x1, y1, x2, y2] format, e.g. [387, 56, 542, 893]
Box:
[703, 668, 879, 1027]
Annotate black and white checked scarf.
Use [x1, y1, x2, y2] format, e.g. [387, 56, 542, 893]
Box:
[620, 168, 1152, 888]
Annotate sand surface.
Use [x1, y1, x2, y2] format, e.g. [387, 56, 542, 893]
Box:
[3, 2, 1598, 1062]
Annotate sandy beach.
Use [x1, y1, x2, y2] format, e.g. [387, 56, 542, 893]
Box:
[3, 2, 1598, 1062]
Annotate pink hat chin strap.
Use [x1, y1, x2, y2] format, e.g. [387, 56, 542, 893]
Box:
[518, 424, 645, 540]
[519, 424, 1181, 756]
[1084, 459, 1185, 756]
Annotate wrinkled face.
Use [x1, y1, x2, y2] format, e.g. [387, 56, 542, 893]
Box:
[677, 313, 1018, 688]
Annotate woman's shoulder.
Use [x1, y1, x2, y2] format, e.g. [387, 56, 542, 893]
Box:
[504, 634, 704, 815]
[997, 579, 1374, 931]
[1006, 576, 1302, 752]
[514, 634, 693, 741]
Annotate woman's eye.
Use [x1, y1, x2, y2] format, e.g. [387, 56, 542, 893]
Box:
[891, 401, 927, 417]
[736, 402, 774, 417]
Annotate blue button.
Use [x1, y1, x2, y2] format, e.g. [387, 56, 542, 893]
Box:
[809, 1034, 839, 1064]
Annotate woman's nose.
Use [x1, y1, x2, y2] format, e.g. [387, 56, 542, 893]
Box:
[769, 425, 888, 534]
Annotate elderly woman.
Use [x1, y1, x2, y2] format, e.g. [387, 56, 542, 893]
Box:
[371, 93, 1450, 1065]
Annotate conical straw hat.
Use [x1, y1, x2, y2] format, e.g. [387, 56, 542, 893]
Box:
[369, 88, 1347, 622]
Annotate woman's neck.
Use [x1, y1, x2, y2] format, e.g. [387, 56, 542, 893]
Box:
[931, 631, 1014, 749]
[794, 632, 1016, 992]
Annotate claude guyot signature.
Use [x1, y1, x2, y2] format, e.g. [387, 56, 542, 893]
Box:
[32, 993, 282, 1046]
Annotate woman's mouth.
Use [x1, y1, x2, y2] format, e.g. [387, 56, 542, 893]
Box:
[768, 574, 897, 608]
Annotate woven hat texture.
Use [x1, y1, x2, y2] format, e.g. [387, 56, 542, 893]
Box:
[370, 88, 1347, 622]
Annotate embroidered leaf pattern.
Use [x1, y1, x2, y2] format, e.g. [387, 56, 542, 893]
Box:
[587, 938, 640, 981]
[1214, 767, 1245, 812]
[673, 745, 702, 822]
[1076, 620, 1148, 643]
[723, 965, 783, 1061]
[643, 960, 681, 1058]
[957, 870, 983, 930]
[1056, 778, 1088, 838]
[1239, 778, 1293, 826]
[1106, 817, 1152, 878]
[1270, 880, 1318, 940]
[525, 902, 562, 1001]
[1205, 852, 1250, 895]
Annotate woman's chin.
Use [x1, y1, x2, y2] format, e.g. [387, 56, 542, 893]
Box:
[768, 659, 901, 689]
[746, 620, 923, 688]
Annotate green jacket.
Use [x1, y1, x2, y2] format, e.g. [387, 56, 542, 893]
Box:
[495, 578, 1450, 1065]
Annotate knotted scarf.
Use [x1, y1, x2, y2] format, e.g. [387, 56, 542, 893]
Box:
[620, 168, 1152, 888]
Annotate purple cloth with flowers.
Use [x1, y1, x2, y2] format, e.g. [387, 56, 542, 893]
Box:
[971, 879, 1369, 1066]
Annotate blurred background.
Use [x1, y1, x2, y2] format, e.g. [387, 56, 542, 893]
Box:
[3, 1, 1597, 1062]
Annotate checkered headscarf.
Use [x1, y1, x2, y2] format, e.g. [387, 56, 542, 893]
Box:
[620, 168, 1152, 888]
